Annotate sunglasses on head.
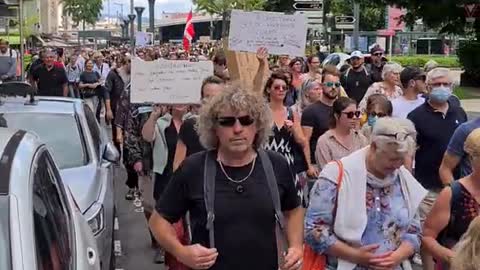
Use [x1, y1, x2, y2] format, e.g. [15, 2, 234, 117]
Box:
[342, 111, 362, 119]
[369, 112, 387, 118]
[217, 115, 255, 127]
[323, 82, 341, 88]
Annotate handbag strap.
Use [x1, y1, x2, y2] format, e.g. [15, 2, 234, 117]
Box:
[332, 160, 344, 222]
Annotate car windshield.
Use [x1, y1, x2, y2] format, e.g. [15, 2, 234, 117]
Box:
[0, 196, 11, 270]
[0, 113, 87, 169]
[323, 54, 341, 67]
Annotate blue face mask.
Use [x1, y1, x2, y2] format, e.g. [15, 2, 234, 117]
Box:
[367, 116, 378, 127]
[430, 86, 452, 103]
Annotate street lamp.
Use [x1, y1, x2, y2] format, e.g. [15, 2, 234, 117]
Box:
[134, 7, 145, 32]
[128, 14, 136, 53]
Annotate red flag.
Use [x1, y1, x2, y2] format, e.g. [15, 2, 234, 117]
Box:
[183, 10, 195, 52]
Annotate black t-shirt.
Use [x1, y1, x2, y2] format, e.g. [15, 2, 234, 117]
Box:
[80, 70, 100, 84]
[156, 150, 300, 270]
[341, 67, 372, 104]
[407, 101, 467, 190]
[80, 71, 101, 97]
[301, 101, 333, 164]
[32, 65, 68, 96]
[179, 117, 205, 156]
[164, 121, 179, 176]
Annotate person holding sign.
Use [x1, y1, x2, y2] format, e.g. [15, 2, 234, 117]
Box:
[172, 76, 225, 171]
[142, 104, 190, 264]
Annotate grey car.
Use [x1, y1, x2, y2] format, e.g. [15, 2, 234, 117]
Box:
[0, 128, 100, 270]
[0, 83, 120, 269]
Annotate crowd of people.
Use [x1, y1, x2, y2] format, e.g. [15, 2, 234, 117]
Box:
[13, 39, 480, 270]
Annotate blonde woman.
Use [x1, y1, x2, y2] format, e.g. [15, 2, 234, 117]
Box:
[422, 128, 480, 269]
[450, 216, 480, 270]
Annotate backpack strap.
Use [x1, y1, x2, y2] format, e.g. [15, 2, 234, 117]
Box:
[449, 181, 462, 221]
[203, 150, 217, 248]
[332, 160, 344, 221]
[258, 150, 289, 255]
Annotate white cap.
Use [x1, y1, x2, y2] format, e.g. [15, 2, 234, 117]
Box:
[349, 50, 364, 59]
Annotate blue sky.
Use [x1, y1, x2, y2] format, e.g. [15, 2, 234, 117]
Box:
[102, 0, 193, 18]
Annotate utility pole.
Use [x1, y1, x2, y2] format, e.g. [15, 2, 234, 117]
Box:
[129, 0, 135, 53]
[352, 1, 360, 50]
[19, 0, 24, 81]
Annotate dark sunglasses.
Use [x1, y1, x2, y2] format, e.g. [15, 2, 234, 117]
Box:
[323, 82, 341, 88]
[342, 111, 362, 119]
[373, 53, 383, 56]
[217, 115, 255, 127]
[369, 112, 387, 118]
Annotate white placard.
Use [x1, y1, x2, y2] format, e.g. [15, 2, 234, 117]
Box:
[135, 32, 152, 47]
[130, 58, 214, 104]
[228, 10, 308, 56]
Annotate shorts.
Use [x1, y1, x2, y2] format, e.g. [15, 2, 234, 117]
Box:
[418, 189, 441, 226]
[138, 174, 155, 213]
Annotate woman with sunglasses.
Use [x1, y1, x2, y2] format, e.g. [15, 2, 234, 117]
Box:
[360, 94, 393, 140]
[316, 97, 368, 170]
[264, 72, 309, 203]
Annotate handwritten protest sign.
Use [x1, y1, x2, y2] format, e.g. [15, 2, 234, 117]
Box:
[130, 58, 213, 104]
[228, 10, 308, 57]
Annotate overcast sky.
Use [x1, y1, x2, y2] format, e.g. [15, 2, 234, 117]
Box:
[102, 0, 193, 18]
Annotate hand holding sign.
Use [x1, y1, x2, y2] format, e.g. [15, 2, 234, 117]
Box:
[228, 10, 307, 57]
[130, 58, 214, 104]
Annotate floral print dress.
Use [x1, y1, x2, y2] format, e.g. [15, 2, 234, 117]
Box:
[305, 172, 422, 269]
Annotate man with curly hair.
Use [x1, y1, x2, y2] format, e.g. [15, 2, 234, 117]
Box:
[149, 86, 303, 270]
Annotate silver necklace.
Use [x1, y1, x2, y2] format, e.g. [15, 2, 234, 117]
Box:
[218, 156, 256, 193]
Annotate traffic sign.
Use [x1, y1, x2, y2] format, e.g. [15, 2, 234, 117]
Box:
[335, 16, 355, 30]
[293, 1, 323, 11]
[295, 11, 323, 25]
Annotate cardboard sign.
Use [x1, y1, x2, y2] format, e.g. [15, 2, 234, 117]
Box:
[130, 58, 213, 104]
[228, 10, 307, 57]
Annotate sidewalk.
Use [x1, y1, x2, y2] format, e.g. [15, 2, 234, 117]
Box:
[461, 99, 480, 112]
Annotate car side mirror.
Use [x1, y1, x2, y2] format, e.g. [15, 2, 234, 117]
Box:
[103, 142, 120, 163]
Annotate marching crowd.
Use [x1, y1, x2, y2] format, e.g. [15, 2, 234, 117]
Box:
[11, 40, 480, 270]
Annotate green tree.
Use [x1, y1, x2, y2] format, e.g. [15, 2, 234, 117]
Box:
[63, 0, 103, 31]
[370, 0, 480, 38]
[193, 0, 266, 37]
[263, 0, 294, 12]
[330, 0, 386, 31]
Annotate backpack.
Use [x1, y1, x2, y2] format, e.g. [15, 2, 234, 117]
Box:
[203, 150, 289, 262]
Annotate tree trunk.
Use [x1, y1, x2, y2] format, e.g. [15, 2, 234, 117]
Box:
[221, 10, 228, 39]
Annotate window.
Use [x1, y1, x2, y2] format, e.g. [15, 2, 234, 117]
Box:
[32, 151, 73, 270]
[83, 105, 102, 159]
[0, 113, 86, 169]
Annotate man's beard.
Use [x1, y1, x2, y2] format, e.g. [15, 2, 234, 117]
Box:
[324, 90, 338, 100]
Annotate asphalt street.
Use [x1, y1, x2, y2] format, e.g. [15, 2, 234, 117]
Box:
[109, 111, 480, 270]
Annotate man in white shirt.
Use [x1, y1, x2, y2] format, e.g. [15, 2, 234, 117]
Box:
[0, 39, 17, 81]
[392, 66, 426, 118]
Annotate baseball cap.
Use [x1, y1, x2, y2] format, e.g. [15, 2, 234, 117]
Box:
[370, 45, 384, 55]
[400, 66, 425, 88]
[349, 50, 364, 59]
